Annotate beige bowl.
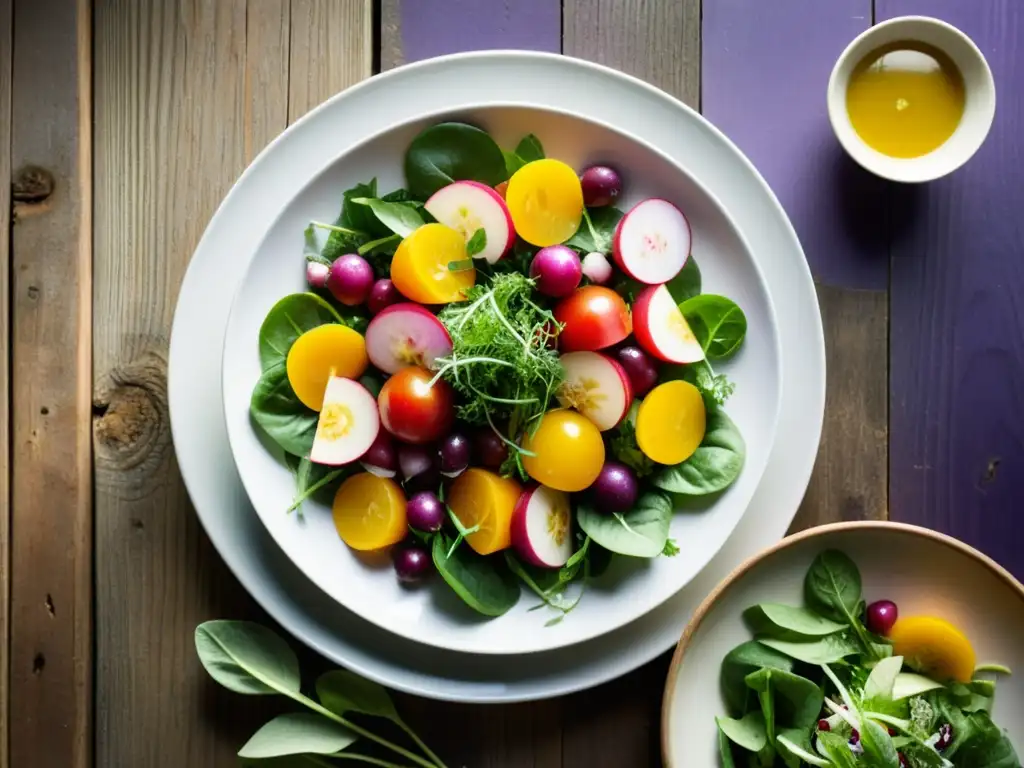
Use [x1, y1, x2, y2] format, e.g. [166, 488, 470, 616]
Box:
[827, 15, 996, 183]
[662, 521, 1024, 766]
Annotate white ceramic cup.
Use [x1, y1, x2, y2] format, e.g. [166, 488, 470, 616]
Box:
[827, 15, 996, 183]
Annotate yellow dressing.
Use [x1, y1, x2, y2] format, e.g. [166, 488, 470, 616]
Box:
[846, 42, 965, 158]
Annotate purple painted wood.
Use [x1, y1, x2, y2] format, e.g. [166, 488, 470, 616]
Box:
[702, 0, 887, 290]
[397, 0, 561, 62]
[885, 0, 1024, 578]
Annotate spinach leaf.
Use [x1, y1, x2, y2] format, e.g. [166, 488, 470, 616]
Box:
[250, 363, 318, 457]
[608, 400, 656, 477]
[759, 633, 862, 665]
[721, 640, 794, 717]
[716, 712, 768, 752]
[317, 179, 382, 262]
[466, 228, 487, 257]
[651, 408, 745, 495]
[405, 122, 507, 200]
[503, 150, 525, 178]
[680, 294, 748, 359]
[776, 729, 829, 768]
[817, 731, 859, 768]
[953, 712, 1021, 768]
[744, 603, 847, 638]
[287, 458, 350, 514]
[717, 726, 738, 768]
[566, 206, 623, 254]
[665, 256, 702, 304]
[351, 197, 425, 238]
[893, 673, 944, 701]
[859, 717, 900, 768]
[258, 292, 344, 370]
[900, 741, 949, 768]
[431, 533, 520, 617]
[864, 655, 904, 702]
[194, 620, 301, 695]
[316, 669, 399, 719]
[804, 549, 862, 622]
[575, 490, 672, 558]
[744, 668, 777, 744]
[237, 712, 357, 759]
[515, 134, 545, 163]
[745, 667, 824, 731]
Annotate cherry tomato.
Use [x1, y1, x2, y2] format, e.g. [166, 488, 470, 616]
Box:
[521, 409, 605, 492]
[554, 286, 632, 352]
[378, 367, 455, 444]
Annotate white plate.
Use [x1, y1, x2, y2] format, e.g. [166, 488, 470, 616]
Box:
[222, 105, 782, 655]
[663, 522, 1024, 766]
[169, 51, 824, 701]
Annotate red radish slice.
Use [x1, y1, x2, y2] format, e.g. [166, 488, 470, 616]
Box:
[632, 284, 705, 364]
[511, 485, 574, 568]
[424, 181, 515, 264]
[309, 377, 380, 466]
[556, 351, 633, 431]
[612, 198, 691, 284]
[364, 303, 452, 374]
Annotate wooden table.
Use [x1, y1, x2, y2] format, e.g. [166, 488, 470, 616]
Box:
[2, 1, 1021, 766]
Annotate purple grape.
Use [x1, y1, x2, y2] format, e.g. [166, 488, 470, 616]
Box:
[438, 432, 470, 477]
[474, 429, 509, 469]
[588, 462, 638, 513]
[615, 345, 660, 397]
[865, 599, 899, 636]
[580, 166, 622, 208]
[407, 491, 445, 532]
[306, 260, 330, 289]
[529, 245, 583, 298]
[393, 544, 432, 583]
[360, 430, 397, 478]
[397, 443, 440, 493]
[367, 278, 401, 315]
[327, 253, 374, 306]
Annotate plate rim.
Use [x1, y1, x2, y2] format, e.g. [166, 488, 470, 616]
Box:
[660, 519, 1024, 766]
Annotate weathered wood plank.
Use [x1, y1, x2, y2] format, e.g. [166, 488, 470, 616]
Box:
[702, 0, 889, 531]
[92, 1, 292, 765]
[0, 0, 11, 764]
[8, 0, 92, 766]
[380, 0, 561, 71]
[884, 0, 1024, 577]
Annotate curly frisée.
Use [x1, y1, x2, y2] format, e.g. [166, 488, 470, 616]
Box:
[247, 121, 750, 623]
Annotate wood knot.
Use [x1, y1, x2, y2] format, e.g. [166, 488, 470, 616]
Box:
[12, 165, 55, 202]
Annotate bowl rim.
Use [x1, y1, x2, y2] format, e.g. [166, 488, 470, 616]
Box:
[220, 98, 785, 656]
[660, 519, 1024, 766]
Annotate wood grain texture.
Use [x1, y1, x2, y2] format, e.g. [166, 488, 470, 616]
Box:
[8, 0, 92, 766]
[0, 0, 10, 764]
[563, 0, 700, 109]
[702, 0, 889, 531]
[884, 0, 1024, 577]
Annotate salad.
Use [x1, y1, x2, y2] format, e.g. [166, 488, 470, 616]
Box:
[249, 121, 749, 622]
[715, 549, 1019, 767]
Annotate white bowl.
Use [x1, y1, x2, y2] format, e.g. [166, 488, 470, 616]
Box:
[827, 15, 995, 183]
[221, 104, 781, 656]
[663, 521, 1024, 766]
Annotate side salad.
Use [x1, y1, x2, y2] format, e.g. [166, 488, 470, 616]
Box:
[249, 121, 750, 623]
[715, 549, 1019, 767]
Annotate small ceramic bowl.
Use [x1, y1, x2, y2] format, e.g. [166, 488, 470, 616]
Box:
[827, 16, 996, 183]
[662, 521, 1024, 766]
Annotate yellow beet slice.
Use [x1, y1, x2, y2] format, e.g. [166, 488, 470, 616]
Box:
[447, 468, 522, 555]
[636, 380, 706, 464]
[389, 223, 475, 304]
[286, 324, 369, 411]
[506, 159, 584, 247]
[889, 615, 977, 683]
[332, 473, 407, 551]
[521, 409, 605, 492]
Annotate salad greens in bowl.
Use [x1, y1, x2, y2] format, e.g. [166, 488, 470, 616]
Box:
[662, 522, 1024, 767]
[222, 105, 782, 655]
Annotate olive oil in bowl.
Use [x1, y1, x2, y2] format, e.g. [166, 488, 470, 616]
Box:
[846, 42, 965, 158]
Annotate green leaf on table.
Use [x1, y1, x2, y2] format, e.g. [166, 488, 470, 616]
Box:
[720, 640, 794, 717]
[432, 533, 520, 617]
[716, 712, 768, 753]
[576, 490, 672, 558]
[237, 712, 357, 759]
[258, 292, 345, 370]
[744, 603, 848, 638]
[351, 197, 425, 238]
[566, 206, 623, 254]
[194, 620, 300, 696]
[405, 122, 507, 199]
[515, 133, 545, 162]
[759, 632, 862, 665]
[651, 409, 745, 496]
[680, 294, 748, 359]
[250, 363, 318, 457]
[316, 669, 399, 720]
[466, 227, 487, 257]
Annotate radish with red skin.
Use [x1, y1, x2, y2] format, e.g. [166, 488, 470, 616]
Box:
[511, 484, 574, 568]
[632, 284, 704, 364]
[556, 351, 632, 431]
[309, 377, 380, 465]
[364, 303, 452, 374]
[424, 181, 515, 264]
[613, 198, 691, 285]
